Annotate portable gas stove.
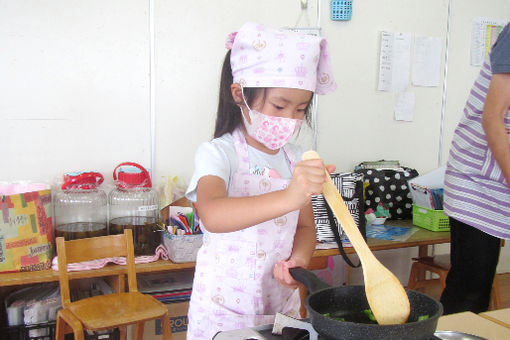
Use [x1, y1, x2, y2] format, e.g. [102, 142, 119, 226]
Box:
[212, 313, 470, 340]
[212, 313, 318, 340]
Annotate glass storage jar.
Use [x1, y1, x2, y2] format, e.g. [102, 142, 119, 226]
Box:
[108, 162, 160, 256]
[53, 172, 107, 241]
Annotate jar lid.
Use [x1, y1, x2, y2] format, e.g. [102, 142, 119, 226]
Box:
[113, 162, 152, 189]
[118, 169, 145, 187]
[62, 172, 104, 190]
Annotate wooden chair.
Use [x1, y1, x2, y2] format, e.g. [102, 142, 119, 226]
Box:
[407, 254, 501, 310]
[55, 229, 172, 340]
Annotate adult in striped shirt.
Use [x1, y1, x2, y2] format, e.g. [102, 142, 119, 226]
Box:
[441, 22, 510, 315]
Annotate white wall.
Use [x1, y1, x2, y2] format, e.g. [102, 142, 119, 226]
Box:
[1, 0, 151, 184]
[1, 0, 509, 277]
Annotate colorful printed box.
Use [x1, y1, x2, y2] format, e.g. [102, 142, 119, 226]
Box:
[0, 189, 53, 273]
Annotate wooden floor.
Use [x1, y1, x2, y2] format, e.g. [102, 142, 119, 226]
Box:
[416, 273, 510, 310]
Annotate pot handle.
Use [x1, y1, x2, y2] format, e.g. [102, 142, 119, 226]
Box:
[289, 267, 331, 293]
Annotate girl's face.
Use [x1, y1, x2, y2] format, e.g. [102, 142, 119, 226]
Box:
[250, 87, 313, 120]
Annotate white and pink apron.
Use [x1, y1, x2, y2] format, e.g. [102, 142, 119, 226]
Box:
[186, 128, 301, 340]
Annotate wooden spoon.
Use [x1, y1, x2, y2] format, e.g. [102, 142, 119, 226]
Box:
[303, 150, 410, 325]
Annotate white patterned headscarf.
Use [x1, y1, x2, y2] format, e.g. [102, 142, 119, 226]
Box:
[229, 22, 337, 95]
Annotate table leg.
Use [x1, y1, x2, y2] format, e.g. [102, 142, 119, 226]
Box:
[417, 245, 429, 282]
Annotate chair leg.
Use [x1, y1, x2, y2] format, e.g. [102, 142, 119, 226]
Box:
[56, 309, 84, 340]
[161, 311, 173, 340]
[55, 313, 67, 340]
[73, 329, 85, 340]
[134, 321, 145, 340]
[490, 274, 502, 310]
[438, 271, 448, 289]
[119, 325, 127, 340]
[407, 263, 419, 290]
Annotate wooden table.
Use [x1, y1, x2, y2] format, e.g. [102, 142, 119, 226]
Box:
[0, 260, 197, 330]
[308, 219, 450, 269]
[0, 220, 449, 288]
[0, 259, 195, 288]
[438, 311, 510, 338]
[0, 220, 450, 327]
[480, 308, 510, 330]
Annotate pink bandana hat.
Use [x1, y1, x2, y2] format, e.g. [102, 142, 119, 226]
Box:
[229, 22, 337, 95]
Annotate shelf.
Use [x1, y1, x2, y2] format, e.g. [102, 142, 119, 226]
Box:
[0, 219, 450, 288]
[0, 260, 195, 288]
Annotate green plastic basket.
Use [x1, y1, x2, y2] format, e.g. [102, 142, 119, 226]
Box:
[412, 204, 450, 232]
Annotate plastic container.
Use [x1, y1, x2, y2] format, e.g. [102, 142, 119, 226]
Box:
[331, 0, 352, 21]
[53, 172, 107, 241]
[108, 162, 161, 256]
[412, 204, 450, 232]
[370, 217, 387, 225]
[3, 321, 119, 340]
[162, 232, 203, 263]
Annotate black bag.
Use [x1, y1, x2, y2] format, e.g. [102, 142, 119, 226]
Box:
[312, 172, 365, 267]
[354, 165, 419, 220]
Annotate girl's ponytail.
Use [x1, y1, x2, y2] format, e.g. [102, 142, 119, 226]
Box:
[214, 51, 239, 138]
[214, 51, 258, 138]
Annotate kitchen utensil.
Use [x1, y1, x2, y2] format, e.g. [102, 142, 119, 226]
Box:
[290, 267, 442, 340]
[434, 331, 487, 340]
[303, 150, 410, 324]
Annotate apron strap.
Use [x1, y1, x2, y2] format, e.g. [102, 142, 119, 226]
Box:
[232, 128, 250, 173]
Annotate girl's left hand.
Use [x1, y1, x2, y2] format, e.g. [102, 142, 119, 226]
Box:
[273, 258, 305, 289]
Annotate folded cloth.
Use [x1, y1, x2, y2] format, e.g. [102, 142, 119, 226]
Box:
[51, 245, 168, 272]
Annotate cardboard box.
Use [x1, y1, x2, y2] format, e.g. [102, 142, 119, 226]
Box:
[128, 300, 189, 340]
[0, 186, 53, 273]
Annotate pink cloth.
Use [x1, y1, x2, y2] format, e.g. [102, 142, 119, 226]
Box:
[0, 183, 49, 195]
[51, 245, 168, 272]
[186, 129, 301, 340]
[230, 22, 337, 95]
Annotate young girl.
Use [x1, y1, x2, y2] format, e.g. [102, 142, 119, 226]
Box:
[185, 22, 337, 339]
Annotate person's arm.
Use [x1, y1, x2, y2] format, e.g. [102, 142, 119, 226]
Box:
[481, 73, 510, 188]
[194, 158, 328, 233]
[272, 203, 317, 289]
[289, 203, 317, 268]
[273, 164, 336, 289]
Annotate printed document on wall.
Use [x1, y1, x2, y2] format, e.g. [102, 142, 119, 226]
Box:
[378, 31, 411, 92]
[471, 17, 507, 66]
[394, 91, 415, 122]
[412, 36, 442, 87]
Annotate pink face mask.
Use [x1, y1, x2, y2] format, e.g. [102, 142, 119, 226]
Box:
[241, 91, 303, 150]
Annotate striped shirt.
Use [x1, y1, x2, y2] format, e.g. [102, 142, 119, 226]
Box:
[444, 23, 510, 239]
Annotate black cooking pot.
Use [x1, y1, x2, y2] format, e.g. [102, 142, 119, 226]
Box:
[290, 267, 443, 340]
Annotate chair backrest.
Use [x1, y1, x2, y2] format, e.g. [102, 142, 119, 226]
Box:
[56, 229, 138, 307]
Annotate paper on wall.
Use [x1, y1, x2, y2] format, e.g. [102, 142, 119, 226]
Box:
[394, 91, 415, 122]
[378, 31, 412, 92]
[412, 36, 442, 87]
[471, 17, 507, 66]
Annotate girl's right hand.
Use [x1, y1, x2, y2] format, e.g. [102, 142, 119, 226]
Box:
[285, 159, 335, 209]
